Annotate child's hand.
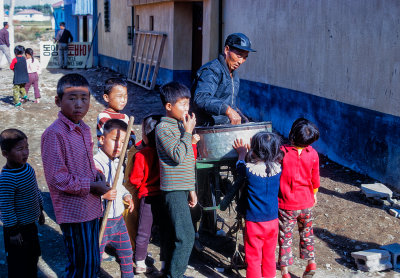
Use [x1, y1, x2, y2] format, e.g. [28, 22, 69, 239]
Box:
[124, 196, 135, 213]
[103, 189, 117, 201]
[188, 190, 197, 208]
[314, 194, 318, 206]
[39, 210, 45, 225]
[192, 134, 200, 144]
[10, 233, 23, 247]
[233, 138, 249, 161]
[183, 113, 196, 134]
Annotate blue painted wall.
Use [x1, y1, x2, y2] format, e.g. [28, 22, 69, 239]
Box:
[63, 4, 78, 42]
[98, 54, 130, 74]
[157, 68, 192, 88]
[238, 80, 400, 188]
[53, 7, 65, 37]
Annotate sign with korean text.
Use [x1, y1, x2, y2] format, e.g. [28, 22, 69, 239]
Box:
[40, 41, 93, 69]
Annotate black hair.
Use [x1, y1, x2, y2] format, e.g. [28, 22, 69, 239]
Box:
[25, 48, 34, 62]
[0, 129, 27, 152]
[14, 45, 25, 56]
[246, 131, 284, 174]
[103, 119, 128, 136]
[288, 118, 320, 147]
[60, 22, 65, 27]
[3, 22, 8, 27]
[57, 73, 90, 99]
[104, 78, 128, 95]
[142, 114, 162, 147]
[159, 81, 190, 106]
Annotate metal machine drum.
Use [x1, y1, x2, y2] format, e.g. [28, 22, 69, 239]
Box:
[195, 121, 272, 161]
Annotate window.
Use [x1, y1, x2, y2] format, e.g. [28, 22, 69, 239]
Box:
[149, 16, 154, 31]
[127, 26, 133, 45]
[104, 0, 110, 32]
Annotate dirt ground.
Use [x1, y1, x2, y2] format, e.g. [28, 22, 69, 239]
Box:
[0, 51, 400, 278]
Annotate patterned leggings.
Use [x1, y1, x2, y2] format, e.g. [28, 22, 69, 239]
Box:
[100, 215, 134, 278]
[278, 208, 315, 267]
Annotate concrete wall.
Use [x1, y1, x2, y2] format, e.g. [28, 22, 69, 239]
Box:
[222, 0, 400, 188]
[135, 1, 194, 86]
[223, 0, 400, 117]
[202, 0, 219, 64]
[135, 2, 174, 69]
[97, 0, 132, 62]
[98, 0, 218, 86]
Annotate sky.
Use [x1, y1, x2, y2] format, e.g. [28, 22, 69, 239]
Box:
[4, 0, 59, 5]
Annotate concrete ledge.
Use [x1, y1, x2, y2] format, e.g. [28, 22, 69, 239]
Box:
[351, 249, 392, 272]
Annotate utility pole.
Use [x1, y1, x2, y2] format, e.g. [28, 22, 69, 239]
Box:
[0, 0, 4, 25]
[9, 0, 14, 58]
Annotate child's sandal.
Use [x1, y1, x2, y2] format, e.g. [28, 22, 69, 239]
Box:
[282, 273, 291, 278]
[302, 262, 316, 278]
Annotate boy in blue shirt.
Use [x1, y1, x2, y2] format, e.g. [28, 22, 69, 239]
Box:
[0, 128, 45, 277]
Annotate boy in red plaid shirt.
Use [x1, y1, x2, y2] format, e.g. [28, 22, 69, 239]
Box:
[41, 74, 110, 278]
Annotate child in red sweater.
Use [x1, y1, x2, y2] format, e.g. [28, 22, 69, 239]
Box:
[278, 118, 320, 278]
[129, 114, 165, 274]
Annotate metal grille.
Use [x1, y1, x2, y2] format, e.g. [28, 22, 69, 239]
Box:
[127, 30, 167, 90]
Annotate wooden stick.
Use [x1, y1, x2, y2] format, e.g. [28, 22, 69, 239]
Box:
[99, 116, 134, 245]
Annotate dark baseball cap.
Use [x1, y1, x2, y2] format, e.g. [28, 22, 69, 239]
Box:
[225, 33, 256, 52]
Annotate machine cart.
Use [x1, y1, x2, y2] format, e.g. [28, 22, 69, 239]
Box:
[194, 122, 272, 269]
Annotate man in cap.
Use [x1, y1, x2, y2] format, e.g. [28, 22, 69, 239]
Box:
[191, 33, 255, 126]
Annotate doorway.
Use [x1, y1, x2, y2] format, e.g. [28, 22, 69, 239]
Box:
[191, 2, 203, 79]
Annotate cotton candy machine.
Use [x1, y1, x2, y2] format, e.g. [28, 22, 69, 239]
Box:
[195, 121, 272, 161]
[194, 122, 272, 233]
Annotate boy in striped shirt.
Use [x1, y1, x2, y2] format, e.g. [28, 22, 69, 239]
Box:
[96, 78, 135, 144]
[155, 82, 197, 278]
[0, 128, 45, 277]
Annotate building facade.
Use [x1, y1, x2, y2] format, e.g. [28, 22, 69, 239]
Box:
[95, 0, 400, 189]
[63, 0, 94, 43]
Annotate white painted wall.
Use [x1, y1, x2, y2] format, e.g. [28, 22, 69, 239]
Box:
[222, 0, 400, 117]
[97, 0, 132, 61]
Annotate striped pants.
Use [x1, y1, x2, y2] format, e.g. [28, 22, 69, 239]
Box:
[100, 215, 134, 278]
[60, 218, 100, 278]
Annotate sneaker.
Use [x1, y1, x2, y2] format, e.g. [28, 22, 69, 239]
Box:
[34, 99, 40, 103]
[15, 102, 22, 107]
[135, 266, 148, 274]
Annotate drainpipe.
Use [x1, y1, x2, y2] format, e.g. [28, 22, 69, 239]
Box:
[218, 0, 222, 54]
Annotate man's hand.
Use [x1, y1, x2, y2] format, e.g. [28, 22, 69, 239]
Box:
[39, 210, 45, 225]
[226, 106, 241, 125]
[10, 233, 23, 247]
[183, 113, 196, 134]
[233, 138, 249, 161]
[124, 196, 135, 213]
[103, 189, 117, 201]
[188, 191, 197, 208]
